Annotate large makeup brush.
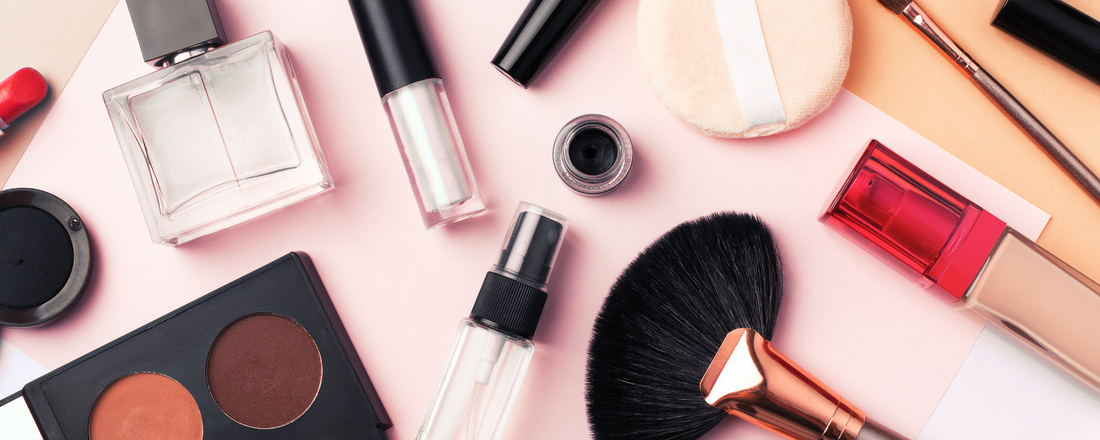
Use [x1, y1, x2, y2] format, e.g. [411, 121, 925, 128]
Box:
[875, 0, 1100, 207]
[585, 213, 907, 440]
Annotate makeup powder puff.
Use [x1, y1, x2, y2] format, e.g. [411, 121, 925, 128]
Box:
[637, 0, 851, 138]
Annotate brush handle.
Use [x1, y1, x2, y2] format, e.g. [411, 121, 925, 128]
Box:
[854, 418, 908, 440]
[969, 69, 1100, 204]
[901, 2, 1100, 206]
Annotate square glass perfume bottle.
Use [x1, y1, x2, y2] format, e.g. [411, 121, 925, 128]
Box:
[104, 0, 332, 245]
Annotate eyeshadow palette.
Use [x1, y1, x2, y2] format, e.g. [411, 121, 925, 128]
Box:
[0, 252, 390, 439]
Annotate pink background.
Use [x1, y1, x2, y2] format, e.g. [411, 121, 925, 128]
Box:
[2, 1, 1048, 439]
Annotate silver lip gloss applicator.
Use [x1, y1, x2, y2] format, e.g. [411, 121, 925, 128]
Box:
[348, 0, 486, 228]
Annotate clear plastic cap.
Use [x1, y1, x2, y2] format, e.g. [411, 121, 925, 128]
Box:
[493, 202, 569, 289]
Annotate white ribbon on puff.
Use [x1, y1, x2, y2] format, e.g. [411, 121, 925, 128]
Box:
[712, 0, 787, 129]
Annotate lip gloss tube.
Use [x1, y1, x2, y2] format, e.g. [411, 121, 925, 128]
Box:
[348, 0, 485, 228]
[821, 139, 1100, 393]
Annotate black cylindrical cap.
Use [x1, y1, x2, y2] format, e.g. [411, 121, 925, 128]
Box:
[470, 272, 547, 339]
[491, 0, 600, 88]
[348, 0, 440, 97]
[125, 0, 227, 66]
[994, 0, 1100, 83]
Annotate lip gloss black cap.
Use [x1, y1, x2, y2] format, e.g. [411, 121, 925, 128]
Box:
[993, 0, 1100, 83]
[491, 0, 600, 88]
[348, 0, 441, 97]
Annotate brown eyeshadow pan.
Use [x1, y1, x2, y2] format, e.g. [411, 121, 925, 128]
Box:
[88, 373, 202, 440]
[207, 313, 323, 429]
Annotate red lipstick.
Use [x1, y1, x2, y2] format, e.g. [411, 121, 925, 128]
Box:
[0, 68, 48, 137]
[823, 139, 1100, 394]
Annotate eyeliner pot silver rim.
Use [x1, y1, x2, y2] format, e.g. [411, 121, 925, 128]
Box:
[552, 114, 633, 196]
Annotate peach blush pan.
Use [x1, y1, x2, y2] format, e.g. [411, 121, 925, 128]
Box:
[89, 373, 202, 440]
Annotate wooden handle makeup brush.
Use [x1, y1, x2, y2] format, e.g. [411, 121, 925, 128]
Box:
[584, 213, 908, 440]
[877, 0, 1100, 207]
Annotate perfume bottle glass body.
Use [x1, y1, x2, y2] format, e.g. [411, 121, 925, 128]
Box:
[381, 78, 484, 229]
[104, 31, 332, 245]
[417, 318, 533, 440]
[962, 228, 1100, 390]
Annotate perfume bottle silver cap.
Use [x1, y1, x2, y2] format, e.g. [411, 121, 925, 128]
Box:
[125, 0, 227, 67]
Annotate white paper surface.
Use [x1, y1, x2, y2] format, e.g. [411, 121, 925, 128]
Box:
[920, 324, 1100, 438]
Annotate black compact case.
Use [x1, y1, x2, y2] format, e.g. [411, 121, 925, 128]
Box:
[2, 252, 390, 439]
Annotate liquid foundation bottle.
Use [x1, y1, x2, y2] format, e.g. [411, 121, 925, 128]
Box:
[103, 0, 332, 245]
[821, 139, 1100, 393]
[348, 0, 485, 229]
[418, 202, 567, 440]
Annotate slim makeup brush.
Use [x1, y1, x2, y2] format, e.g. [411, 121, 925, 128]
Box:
[0, 68, 48, 137]
[876, 0, 1100, 206]
[585, 213, 906, 440]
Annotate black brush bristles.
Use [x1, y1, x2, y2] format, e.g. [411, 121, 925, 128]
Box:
[585, 212, 783, 440]
[877, 0, 912, 15]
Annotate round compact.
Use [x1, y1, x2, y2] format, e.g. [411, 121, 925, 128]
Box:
[0, 188, 91, 327]
[637, 0, 851, 138]
[553, 114, 633, 196]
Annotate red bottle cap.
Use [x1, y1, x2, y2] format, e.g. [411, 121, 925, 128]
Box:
[821, 140, 1007, 301]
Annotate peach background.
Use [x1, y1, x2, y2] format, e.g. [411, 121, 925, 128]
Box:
[0, 0, 117, 182]
[845, 0, 1100, 288]
[0, 0, 1091, 439]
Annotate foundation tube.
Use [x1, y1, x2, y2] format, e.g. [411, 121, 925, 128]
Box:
[821, 139, 1100, 393]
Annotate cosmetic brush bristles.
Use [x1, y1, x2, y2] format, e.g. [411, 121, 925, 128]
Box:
[585, 212, 782, 440]
[876, 0, 911, 15]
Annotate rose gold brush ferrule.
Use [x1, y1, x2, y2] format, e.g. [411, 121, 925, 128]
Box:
[700, 329, 908, 440]
[901, 3, 979, 75]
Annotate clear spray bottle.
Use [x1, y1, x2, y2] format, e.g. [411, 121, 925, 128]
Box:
[417, 202, 568, 440]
